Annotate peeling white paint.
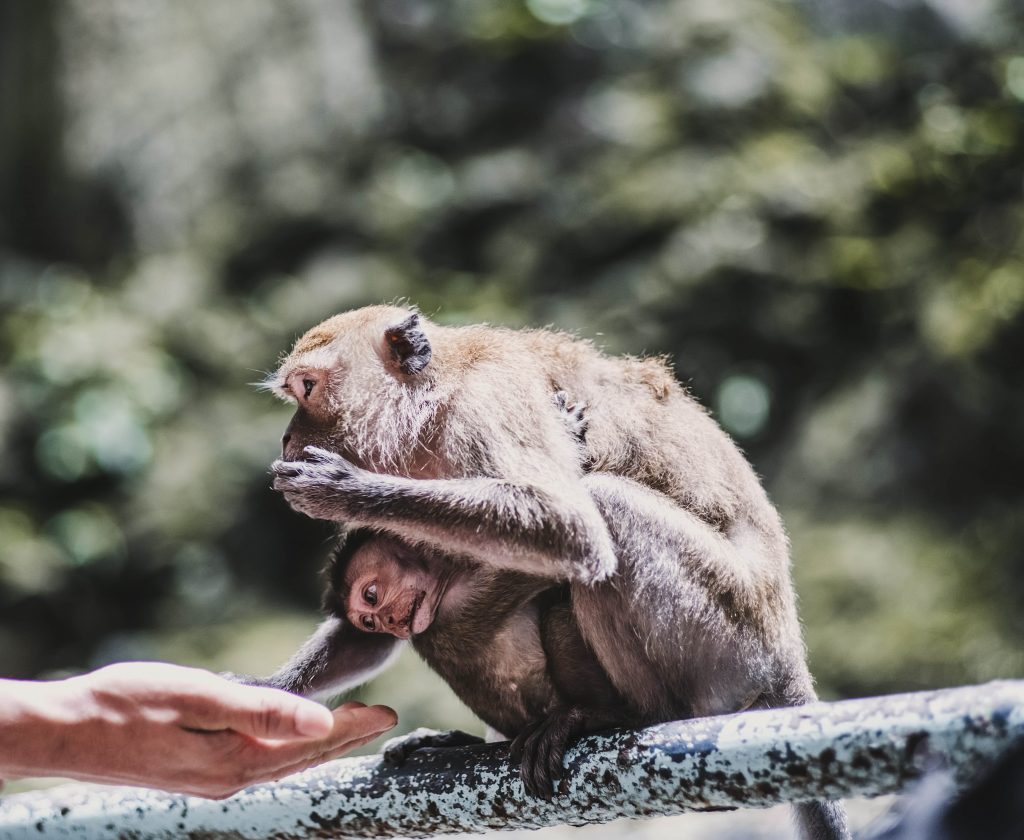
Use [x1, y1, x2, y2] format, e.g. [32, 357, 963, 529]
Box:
[1, 681, 1021, 839]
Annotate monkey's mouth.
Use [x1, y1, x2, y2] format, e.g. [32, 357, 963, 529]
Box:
[408, 590, 430, 636]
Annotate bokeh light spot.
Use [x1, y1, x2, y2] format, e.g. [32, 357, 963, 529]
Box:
[46, 507, 124, 565]
[73, 389, 152, 474]
[383, 151, 455, 210]
[717, 374, 771, 438]
[1006, 56, 1024, 101]
[526, 0, 588, 26]
[36, 425, 90, 481]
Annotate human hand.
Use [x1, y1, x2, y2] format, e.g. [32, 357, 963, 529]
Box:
[0, 662, 397, 799]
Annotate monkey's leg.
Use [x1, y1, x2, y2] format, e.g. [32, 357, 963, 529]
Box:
[272, 447, 617, 583]
[575, 474, 850, 840]
[573, 472, 809, 719]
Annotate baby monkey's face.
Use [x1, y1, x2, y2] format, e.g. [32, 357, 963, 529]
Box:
[342, 538, 442, 640]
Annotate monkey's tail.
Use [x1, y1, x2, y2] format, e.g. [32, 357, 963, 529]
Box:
[763, 679, 852, 840]
[792, 799, 852, 840]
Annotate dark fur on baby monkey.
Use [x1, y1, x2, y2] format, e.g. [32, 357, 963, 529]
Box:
[327, 526, 627, 796]
[248, 305, 849, 840]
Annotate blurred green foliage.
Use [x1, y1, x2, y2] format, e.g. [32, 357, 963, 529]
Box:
[2, 0, 1024, 751]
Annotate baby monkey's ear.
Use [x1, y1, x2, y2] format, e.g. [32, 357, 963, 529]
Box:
[384, 313, 432, 375]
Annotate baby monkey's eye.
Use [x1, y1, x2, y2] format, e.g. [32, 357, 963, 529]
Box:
[364, 583, 378, 606]
[303, 378, 315, 399]
[361, 615, 375, 631]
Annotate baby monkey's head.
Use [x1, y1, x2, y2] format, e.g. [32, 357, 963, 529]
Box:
[326, 531, 447, 640]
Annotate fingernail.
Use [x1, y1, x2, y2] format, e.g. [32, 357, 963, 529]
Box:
[296, 703, 334, 738]
[374, 706, 398, 726]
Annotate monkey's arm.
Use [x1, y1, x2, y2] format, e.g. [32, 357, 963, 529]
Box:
[581, 471, 769, 605]
[232, 616, 404, 701]
[272, 448, 617, 583]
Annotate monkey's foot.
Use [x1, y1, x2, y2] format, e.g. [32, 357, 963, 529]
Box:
[509, 707, 587, 799]
[382, 727, 485, 767]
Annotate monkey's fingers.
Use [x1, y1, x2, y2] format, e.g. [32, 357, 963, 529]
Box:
[382, 743, 411, 767]
[382, 728, 484, 767]
[301, 446, 343, 464]
[549, 707, 587, 784]
[271, 460, 302, 479]
[382, 727, 440, 767]
[533, 717, 569, 797]
[509, 729, 528, 766]
[573, 403, 589, 432]
[518, 721, 555, 800]
[546, 730, 568, 784]
[274, 448, 363, 487]
[301, 447, 362, 480]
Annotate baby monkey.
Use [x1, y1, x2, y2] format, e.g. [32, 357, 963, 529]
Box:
[327, 526, 624, 797]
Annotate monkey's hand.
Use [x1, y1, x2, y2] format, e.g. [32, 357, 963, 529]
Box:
[553, 390, 589, 444]
[382, 727, 485, 767]
[271, 447, 368, 521]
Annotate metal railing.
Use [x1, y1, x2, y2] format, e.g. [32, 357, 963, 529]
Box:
[1, 681, 1021, 839]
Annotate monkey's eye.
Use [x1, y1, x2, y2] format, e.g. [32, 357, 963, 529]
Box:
[364, 584, 378, 606]
[302, 378, 315, 399]
[360, 615, 375, 632]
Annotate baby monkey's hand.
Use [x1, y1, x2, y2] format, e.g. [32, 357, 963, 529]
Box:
[382, 728, 485, 766]
[553, 390, 588, 444]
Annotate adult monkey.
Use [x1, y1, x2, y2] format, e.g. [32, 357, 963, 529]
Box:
[264, 305, 849, 840]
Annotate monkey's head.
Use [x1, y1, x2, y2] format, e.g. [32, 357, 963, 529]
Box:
[266, 305, 434, 463]
[326, 530, 447, 641]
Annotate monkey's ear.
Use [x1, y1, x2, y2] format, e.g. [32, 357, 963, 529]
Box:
[384, 313, 432, 375]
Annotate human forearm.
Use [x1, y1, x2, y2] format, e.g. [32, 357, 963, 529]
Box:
[0, 678, 76, 779]
[0, 664, 397, 797]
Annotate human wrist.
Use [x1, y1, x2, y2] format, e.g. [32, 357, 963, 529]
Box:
[0, 677, 88, 779]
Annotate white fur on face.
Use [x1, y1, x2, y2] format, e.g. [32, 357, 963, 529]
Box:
[338, 374, 442, 474]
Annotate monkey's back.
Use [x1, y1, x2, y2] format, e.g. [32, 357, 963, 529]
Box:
[504, 327, 786, 547]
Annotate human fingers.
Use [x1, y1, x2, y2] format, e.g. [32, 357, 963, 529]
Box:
[254, 725, 392, 785]
[177, 678, 335, 740]
[187, 728, 385, 801]
[239, 704, 396, 773]
[78, 663, 335, 740]
[166, 706, 395, 799]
